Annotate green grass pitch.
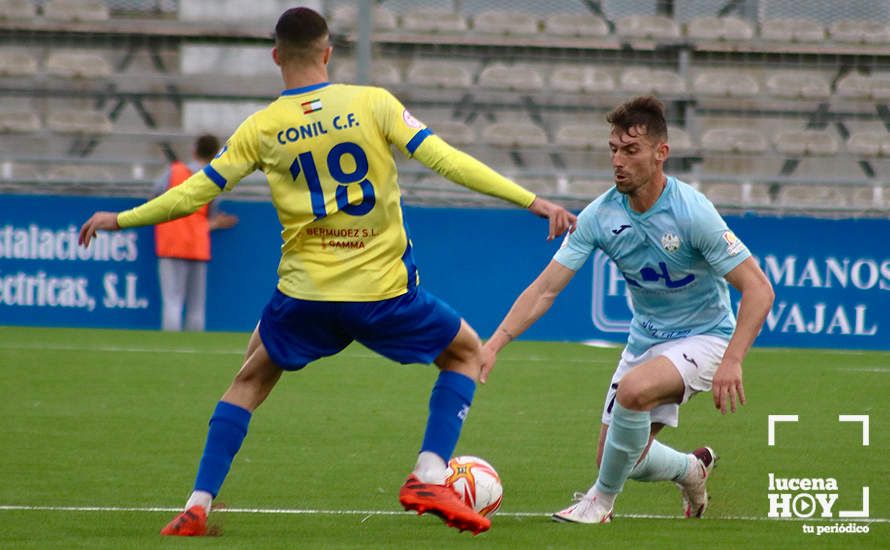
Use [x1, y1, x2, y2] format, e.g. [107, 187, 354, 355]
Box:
[0, 327, 887, 549]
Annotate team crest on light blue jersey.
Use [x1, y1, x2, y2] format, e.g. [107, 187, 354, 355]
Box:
[661, 232, 680, 252]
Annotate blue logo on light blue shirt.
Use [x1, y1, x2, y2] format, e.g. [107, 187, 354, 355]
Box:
[623, 262, 696, 289]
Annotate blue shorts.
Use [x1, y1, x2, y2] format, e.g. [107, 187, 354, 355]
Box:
[258, 287, 463, 371]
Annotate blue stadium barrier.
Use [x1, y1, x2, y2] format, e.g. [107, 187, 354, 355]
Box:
[0, 194, 887, 351]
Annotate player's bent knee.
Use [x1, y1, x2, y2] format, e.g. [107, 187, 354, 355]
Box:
[435, 321, 483, 379]
[445, 322, 482, 358]
[615, 388, 647, 411]
[615, 378, 658, 411]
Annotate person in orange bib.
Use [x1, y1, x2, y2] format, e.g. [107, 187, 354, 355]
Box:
[153, 134, 238, 331]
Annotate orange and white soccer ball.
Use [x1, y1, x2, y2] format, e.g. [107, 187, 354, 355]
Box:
[445, 455, 503, 517]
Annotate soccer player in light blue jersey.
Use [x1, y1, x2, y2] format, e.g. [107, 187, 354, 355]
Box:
[481, 96, 774, 524]
[79, 7, 576, 536]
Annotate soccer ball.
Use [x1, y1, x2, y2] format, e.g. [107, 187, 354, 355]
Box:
[445, 455, 503, 517]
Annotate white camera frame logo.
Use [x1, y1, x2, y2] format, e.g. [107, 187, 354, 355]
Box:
[767, 414, 869, 519]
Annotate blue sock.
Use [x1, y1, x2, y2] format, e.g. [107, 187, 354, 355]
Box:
[420, 371, 476, 462]
[193, 401, 252, 497]
[595, 402, 650, 494]
[628, 439, 689, 482]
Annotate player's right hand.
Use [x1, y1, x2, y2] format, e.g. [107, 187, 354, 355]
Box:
[712, 358, 746, 414]
[78, 211, 121, 247]
[527, 198, 577, 240]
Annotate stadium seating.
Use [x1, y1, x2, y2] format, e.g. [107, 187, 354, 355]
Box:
[0, 49, 38, 76]
[668, 127, 693, 154]
[179, 45, 279, 78]
[400, 8, 467, 33]
[46, 110, 113, 134]
[0, 2, 886, 215]
[331, 59, 401, 86]
[836, 72, 890, 100]
[701, 128, 768, 154]
[852, 185, 884, 208]
[686, 16, 754, 41]
[692, 71, 759, 97]
[472, 10, 539, 36]
[46, 51, 113, 80]
[569, 179, 614, 197]
[477, 63, 545, 92]
[620, 67, 687, 95]
[847, 131, 890, 157]
[426, 119, 474, 146]
[614, 14, 681, 41]
[47, 164, 113, 181]
[760, 18, 825, 43]
[513, 176, 558, 195]
[554, 123, 611, 150]
[765, 73, 832, 100]
[779, 184, 850, 208]
[774, 130, 839, 156]
[44, 0, 109, 22]
[182, 100, 266, 134]
[480, 120, 548, 148]
[0, 161, 40, 180]
[827, 20, 890, 44]
[0, 109, 40, 132]
[549, 65, 615, 94]
[701, 182, 772, 207]
[328, 4, 397, 32]
[542, 13, 609, 38]
[0, 0, 35, 19]
[406, 60, 474, 89]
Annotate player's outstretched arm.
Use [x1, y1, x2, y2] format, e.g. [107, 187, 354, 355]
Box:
[78, 211, 121, 247]
[79, 172, 224, 248]
[713, 257, 774, 414]
[527, 197, 577, 240]
[411, 136, 576, 239]
[481, 260, 576, 383]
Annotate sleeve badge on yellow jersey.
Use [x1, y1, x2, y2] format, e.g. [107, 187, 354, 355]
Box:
[402, 109, 424, 129]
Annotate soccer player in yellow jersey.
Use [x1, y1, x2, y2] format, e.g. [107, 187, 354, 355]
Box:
[79, 7, 575, 537]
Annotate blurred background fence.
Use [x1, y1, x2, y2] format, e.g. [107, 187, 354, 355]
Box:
[2, 0, 890, 215]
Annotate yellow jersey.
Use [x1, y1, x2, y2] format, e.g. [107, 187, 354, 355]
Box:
[118, 82, 536, 301]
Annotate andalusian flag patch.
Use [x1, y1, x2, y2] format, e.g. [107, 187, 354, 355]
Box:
[301, 98, 323, 114]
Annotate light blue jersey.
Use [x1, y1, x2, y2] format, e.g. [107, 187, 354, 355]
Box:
[554, 176, 751, 355]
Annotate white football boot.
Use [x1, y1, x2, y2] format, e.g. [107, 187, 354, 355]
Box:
[551, 492, 614, 524]
[676, 446, 717, 518]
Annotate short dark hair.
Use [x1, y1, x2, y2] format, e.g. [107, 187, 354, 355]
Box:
[274, 7, 330, 64]
[606, 95, 668, 142]
[194, 134, 220, 161]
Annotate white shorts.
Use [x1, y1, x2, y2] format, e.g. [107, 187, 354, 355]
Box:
[600, 334, 728, 428]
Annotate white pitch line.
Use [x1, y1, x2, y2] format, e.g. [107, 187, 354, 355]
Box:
[0, 342, 614, 364]
[0, 342, 244, 355]
[836, 367, 890, 373]
[0, 505, 886, 523]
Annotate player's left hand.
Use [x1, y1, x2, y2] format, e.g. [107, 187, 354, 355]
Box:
[712, 358, 746, 414]
[479, 341, 498, 384]
[78, 211, 121, 247]
[527, 198, 577, 240]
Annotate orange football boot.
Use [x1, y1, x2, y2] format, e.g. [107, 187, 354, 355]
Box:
[160, 505, 208, 536]
[399, 474, 491, 535]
